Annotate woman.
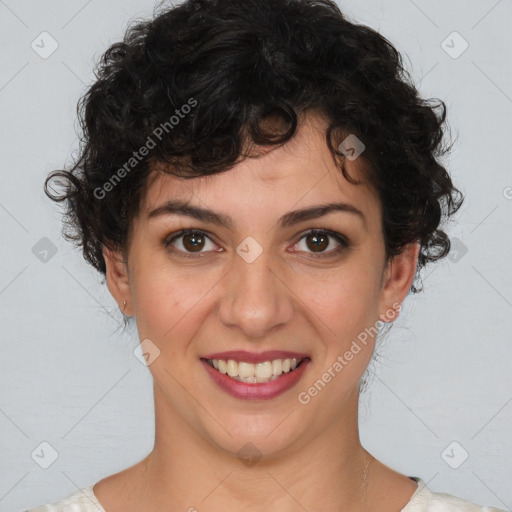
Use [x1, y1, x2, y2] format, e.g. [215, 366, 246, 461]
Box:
[26, 0, 505, 510]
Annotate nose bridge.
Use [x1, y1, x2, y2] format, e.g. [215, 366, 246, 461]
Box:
[218, 241, 293, 338]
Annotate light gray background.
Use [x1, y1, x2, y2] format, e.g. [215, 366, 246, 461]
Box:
[1, 1, 511, 511]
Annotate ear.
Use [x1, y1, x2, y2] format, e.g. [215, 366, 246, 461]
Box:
[378, 242, 420, 323]
[103, 246, 134, 317]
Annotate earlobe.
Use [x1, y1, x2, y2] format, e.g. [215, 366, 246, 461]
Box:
[103, 246, 133, 316]
[379, 242, 420, 323]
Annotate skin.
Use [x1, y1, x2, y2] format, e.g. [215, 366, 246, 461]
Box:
[98, 112, 420, 512]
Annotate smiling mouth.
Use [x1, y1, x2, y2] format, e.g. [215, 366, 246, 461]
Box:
[202, 357, 309, 383]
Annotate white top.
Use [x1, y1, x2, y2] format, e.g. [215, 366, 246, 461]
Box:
[22, 477, 507, 512]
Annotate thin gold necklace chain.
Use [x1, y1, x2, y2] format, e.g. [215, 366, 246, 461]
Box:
[361, 451, 371, 503]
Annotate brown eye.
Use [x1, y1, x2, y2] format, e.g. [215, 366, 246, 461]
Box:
[305, 232, 329, 252]
[182, 232, 206, 252]
[164, 229, 218, 257]
[293, 229, 349, 257]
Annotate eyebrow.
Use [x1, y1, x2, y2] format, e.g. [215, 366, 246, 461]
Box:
[147, 199, 366, 230]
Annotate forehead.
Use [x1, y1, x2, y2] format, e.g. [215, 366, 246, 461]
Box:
[140, 114, 381, 231]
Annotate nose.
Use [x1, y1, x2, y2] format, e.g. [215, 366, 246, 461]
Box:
[217, 246, 295, 340]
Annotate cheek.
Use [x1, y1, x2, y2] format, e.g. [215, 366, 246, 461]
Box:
[301, 264, 382, 335]
[131, 263, 216, 344]
[303, 269, 381, 392]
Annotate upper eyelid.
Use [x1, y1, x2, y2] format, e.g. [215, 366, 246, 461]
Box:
[165, 228, 217, 245]
[293, 229, 349, 251]
[165, 228, 348, 251]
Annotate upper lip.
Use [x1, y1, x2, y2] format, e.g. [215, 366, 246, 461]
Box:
[201, 350, 310, 364]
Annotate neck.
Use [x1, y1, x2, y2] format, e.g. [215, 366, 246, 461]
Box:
[134, 384, 375, 512]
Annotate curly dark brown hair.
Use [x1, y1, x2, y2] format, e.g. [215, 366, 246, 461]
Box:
[45, 0, 463, 294]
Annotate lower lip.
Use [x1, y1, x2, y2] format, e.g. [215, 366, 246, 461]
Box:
[201, 358, 311, 400]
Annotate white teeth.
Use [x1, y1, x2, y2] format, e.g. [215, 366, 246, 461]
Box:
[256, 361, 273, 379]
[238, 361, 254, 378]
[227, 359, 238, 377]
[206, 357, 305, 383]
[218, 359, 228, 374]
[272, 359, 282, 375]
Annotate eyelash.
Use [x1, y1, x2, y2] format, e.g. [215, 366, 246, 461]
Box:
[163, 228, 350, 259]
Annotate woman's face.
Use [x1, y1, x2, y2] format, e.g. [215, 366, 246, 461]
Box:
[105, 113, 418, 459]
